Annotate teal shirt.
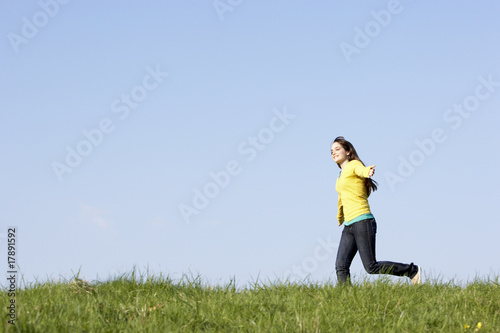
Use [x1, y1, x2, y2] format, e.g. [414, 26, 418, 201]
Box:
[343, 213, 374, 226]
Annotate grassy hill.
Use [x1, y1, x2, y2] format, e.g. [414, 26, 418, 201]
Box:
[2, 271, 499, 332]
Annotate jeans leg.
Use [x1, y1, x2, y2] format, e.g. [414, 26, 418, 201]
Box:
[335, 226, 357, 284]
[354, 219, 415, 277]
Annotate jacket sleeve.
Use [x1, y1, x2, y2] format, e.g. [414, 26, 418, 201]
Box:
[352, 160, 371, 178]
[337, 196, 344, 226]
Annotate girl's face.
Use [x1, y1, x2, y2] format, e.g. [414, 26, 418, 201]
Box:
[331, 142, 350, 164]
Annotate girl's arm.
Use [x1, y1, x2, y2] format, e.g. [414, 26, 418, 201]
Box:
[352, 161, 376, 178]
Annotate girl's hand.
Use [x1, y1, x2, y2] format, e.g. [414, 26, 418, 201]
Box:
[368, 165, 376, 178]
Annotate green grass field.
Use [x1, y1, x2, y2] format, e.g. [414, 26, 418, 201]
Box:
[2, 271, 499, 332]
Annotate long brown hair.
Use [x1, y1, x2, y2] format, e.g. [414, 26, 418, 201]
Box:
[332, 136, 378, 196]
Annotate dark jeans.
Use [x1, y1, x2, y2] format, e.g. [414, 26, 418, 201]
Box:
[335, 218, 417, 284]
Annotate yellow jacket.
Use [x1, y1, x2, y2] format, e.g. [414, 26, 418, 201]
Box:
[336, 160, 372, 226]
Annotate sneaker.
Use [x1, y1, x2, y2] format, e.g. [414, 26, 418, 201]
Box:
[411, 266, 422, 285]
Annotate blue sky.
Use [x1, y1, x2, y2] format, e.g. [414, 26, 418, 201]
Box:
[1, 1, 499, 287]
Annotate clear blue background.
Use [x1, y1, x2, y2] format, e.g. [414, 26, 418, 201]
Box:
[1, 0, 499, 286]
